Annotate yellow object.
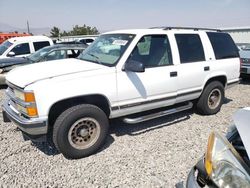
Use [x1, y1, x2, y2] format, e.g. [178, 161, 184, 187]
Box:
[205, 132, 215, 176]
[27, 106, 38, 117]
[25, 92, 36, 102]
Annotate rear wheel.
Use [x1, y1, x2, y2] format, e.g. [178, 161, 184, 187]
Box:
[53, 104, 109, 159]
[196, 81, 224, 115]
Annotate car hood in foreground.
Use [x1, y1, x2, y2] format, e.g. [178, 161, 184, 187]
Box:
[0, 57, 28, 68]
[233, 107, 250, 158]
[6, 58, 106, 88]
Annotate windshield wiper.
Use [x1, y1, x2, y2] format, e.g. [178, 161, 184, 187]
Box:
[86, 53, 102, 65]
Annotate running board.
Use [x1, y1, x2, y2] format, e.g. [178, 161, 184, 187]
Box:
[123, 102, 193, 124]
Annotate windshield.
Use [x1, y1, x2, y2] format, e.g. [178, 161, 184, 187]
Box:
[28, 46, 52, 62]
[0, 41, 13, 55]
[78, 34, 135, 66]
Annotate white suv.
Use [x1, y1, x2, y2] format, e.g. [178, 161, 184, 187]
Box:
[0, 36, 53, 58]
[3, 27, 240, 159]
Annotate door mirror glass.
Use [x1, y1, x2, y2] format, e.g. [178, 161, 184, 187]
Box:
[124, 60, 145, 72]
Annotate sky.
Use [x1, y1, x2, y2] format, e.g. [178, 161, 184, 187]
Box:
[0, 0, 250, 32]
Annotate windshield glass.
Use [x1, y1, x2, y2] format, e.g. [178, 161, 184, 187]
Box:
[28, 46, 52, 62]
[78, 34, 135, 66]
[0, 41, 13, 55]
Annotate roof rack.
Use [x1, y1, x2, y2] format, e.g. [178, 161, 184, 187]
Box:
[150, 26, 221, 32]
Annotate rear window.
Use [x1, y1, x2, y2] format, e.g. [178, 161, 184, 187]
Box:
[33, 41, 50, 51]
[175, 34, 205, 63]
[207, 32, 239, 59]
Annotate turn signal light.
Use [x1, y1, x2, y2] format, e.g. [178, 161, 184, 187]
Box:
[25, 92, 36, 102]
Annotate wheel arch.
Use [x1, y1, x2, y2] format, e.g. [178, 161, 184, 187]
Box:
[203, 75, 227, 91]
[48, 94, 111, 128]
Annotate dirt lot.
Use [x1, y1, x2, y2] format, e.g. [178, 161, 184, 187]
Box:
[0, 79, 250, 187]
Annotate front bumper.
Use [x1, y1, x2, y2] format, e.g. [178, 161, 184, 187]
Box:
[184, 159, 217, 188]
[2, 99, 48, 135]
[186, 167, 202, 188]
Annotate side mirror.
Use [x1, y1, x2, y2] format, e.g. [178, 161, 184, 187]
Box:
[7, 51, 15, 57]
[124, 60, 145, 73]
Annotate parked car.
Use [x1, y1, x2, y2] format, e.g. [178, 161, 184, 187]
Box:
[0, 43, 87, 85]
[0, 36, 53, 59]
[3, 27, 240, 159]
[237, 43, 250, 76]
[75, 37, 97, 45]
[177, 107, 250, 188]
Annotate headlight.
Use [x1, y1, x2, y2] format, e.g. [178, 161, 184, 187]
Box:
[205, 132, 250, 187]
[14, 89, 36, 102]
[12, 89, 38, 117]
[242, 58, 250, 64]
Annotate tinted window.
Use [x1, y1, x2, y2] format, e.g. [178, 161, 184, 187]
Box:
[86, 39, 94, 43]
[175, 34, 205, 63]
[33, 41, 50, 51]
[207, 32, 239, 59]
[129, 35, 172, 67]
[67, 49, 81, 58]
[11, 43, 30, 55]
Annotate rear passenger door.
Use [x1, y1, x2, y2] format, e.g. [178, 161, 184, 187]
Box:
[174, 33, 209, 103]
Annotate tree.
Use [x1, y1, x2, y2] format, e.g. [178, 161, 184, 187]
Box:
[50, 26, 60, 37]
[50, 24, 99, 37]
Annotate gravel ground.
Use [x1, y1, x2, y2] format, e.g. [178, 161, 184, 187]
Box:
[0, 80, 250, 188]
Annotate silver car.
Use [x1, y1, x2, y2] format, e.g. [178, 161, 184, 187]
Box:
[177, 108, 250, 188]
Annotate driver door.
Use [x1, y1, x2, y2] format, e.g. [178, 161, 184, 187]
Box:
[116, 35, 178, 116]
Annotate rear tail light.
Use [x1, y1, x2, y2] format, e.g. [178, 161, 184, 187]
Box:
[240, 58, 243, 69]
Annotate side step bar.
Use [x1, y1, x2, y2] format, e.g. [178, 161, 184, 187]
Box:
[123, 102, 193, 124]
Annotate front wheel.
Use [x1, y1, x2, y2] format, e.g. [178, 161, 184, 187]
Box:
[53, 104, 109, 159]
[196, 81, 225, 115]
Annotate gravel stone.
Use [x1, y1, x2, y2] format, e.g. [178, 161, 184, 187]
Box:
[0, 80, 250, 187]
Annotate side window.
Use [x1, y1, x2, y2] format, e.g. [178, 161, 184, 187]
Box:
[67, 49, 81, 58]
[11, 43, 30, 55]
[45, 50, 66, 61]
[86, 39, 94, 43]
[33, 41, 50, 51]
[175, 34, 205, 63]
[207, 32, 239, 60]
[129, 35, 172, 68]
[80, 39, 87, 44]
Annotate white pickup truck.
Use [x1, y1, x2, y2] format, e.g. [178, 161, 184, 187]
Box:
[2, 27, 240, 159]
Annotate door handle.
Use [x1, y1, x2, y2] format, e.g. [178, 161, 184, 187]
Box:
[170, 71, 178, 77]
[204, 66, 210, 71]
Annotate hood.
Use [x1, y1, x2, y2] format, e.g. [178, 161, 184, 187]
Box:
[0, 57, 28, 68]
[233, 107, 250, 158]
[239, 50, 250, 59]
[6, 58, 105, 88]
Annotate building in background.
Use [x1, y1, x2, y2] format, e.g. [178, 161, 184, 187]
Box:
[222, 27, 250, 44]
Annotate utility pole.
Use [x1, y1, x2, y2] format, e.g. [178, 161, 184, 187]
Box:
[27, 20, 30, 34]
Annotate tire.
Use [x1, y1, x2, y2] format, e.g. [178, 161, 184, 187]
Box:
[196, 81, 224, 115]
[53, 104, 109, 159]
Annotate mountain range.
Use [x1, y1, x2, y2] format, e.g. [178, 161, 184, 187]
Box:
[0, 22, 51, 35]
